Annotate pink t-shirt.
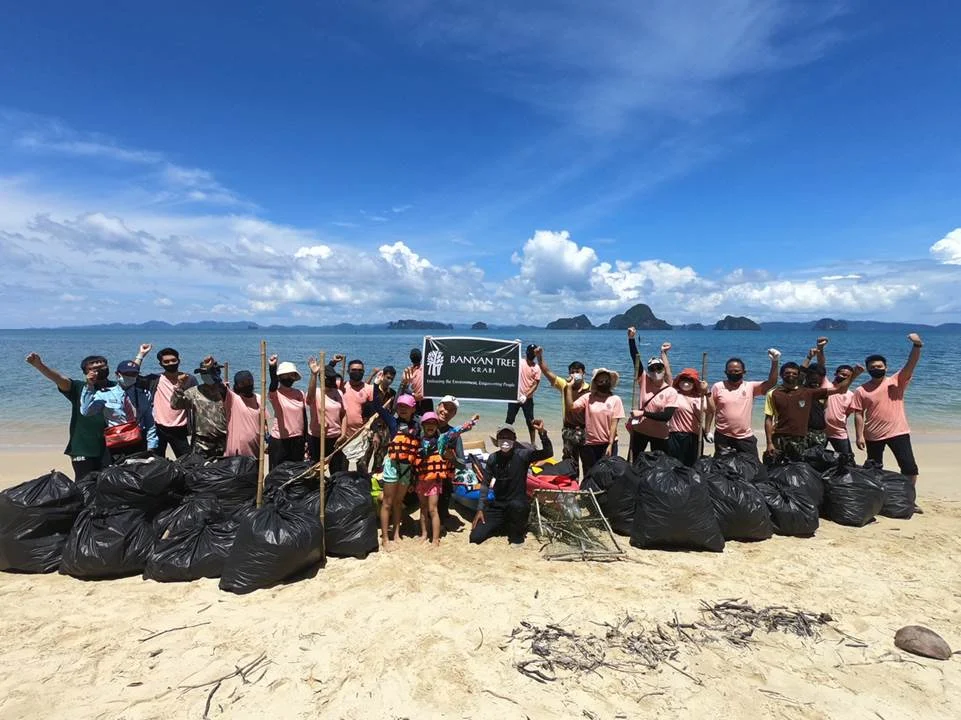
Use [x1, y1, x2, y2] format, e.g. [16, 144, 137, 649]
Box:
[408, 365, 424, 401]
[711, 380, 764, 439]
[342, 382, 373, 435]
[573, 393, 626, 445]
[849, 371, 911, 441]
[669, 394, 703, 435]
[268, 386, 306, 439]
[521, 361, 542, 397]
[825, 391, 853, 440]
[306, 388, 346, 438]
[224, 389, 262, 457]
[630, 385, 678, 440]
[152, 374, 188, 428]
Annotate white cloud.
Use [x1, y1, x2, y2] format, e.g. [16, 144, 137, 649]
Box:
[930, 228, 961, 265]
[154, 297, 174, 307]
[511, 230, 598, 293]
[821, 274, 862, 280]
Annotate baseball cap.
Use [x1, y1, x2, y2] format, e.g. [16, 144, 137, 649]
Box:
[116, 360, 140, 375]
[421, 411, 440, 424]
[439, 394, 459, 408]
[396, 394, 416, 408]
[647, 356, 665, 368]
[495, 424, 517, 439]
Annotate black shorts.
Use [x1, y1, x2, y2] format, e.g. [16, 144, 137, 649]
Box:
[866, 434, 919, 476]
[714, 432, 758, 458]
[505, 397, 535, 427]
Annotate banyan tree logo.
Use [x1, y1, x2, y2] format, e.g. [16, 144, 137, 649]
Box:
[426, 349, 445, 377]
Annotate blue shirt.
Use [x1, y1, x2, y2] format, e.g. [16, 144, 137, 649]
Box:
[81, 383, 159, 450]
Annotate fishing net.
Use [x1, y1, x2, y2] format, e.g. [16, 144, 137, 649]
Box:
[530, 490, 625, 561]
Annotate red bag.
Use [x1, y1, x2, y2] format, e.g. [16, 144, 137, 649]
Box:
[104, 421, 144, 450]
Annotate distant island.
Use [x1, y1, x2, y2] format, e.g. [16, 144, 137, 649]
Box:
[387, 319, 454, 330]
[676, 323, 706, 331]
[471, 322, 488, 331]
[546, 314, 594, 330]
[715, 315, 761, 331]
[812, 318, 848, 331]
[546, 303, 672, 331]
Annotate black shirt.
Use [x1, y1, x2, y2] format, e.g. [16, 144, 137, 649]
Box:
[480, 435, 553, 508]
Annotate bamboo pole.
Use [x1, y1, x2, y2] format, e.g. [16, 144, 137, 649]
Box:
[318, 351, 327, 564]
[698, 352, 708, 459]
[256, 340, 267, 508]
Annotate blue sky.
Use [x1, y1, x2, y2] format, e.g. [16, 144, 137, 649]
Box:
[1, 0, 960, 327]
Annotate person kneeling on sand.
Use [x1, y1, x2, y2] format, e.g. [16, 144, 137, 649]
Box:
[416, 411, 479, 547]
[470, 421, 553, 547]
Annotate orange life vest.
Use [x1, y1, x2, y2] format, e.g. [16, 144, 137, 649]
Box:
[416, 448, 454, 483]
[388, 426, 419, 465]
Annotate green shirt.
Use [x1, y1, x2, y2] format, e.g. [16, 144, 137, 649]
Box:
[552, 376, 589, 425]
[60, 379, 107, 459]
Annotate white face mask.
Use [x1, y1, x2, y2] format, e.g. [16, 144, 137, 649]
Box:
[571, 373, 583, 383]
[649, 371, 665, 382]
[119, 375, 137, 389]
[679, 380, 694, 392]
[498, 440, 515, 453]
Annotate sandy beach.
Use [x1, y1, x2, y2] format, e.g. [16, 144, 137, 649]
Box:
[1, 428, 959, 719]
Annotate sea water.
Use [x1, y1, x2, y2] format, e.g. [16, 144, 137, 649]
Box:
[2, 327, 959, 449]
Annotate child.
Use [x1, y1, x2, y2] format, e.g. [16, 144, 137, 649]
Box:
[416, 411, 479, 547]
[375, 393, 421, 549]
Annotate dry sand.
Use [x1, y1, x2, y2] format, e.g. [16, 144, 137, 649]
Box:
[1, 432, 959, 719]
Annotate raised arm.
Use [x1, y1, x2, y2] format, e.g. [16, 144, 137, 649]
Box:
[627, 327, 639, 366]
[25, 352, 71, 393]
[268, 354, 279, 393]
[133, 343, 152, 368]
[900, 333, 923, 382]
[660, 342, 673, 386]
[170, 374, 193, 410]
[534, 347, 559, 386]
[529, 419, 553, 462]
[306, 357, 320, 403]
[824, 364, 864, 396]
[758, 348, 781, 393]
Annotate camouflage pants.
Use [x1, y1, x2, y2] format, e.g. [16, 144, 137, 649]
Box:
[193, 434, 226, 459]
[772, 434, 808, 461]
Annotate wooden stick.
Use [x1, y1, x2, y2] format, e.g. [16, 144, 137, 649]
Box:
[256, 340, 267, 508]
[698, 351, 708, 458]
[223, 361, 229, 381]
[318, 351, 327, 565]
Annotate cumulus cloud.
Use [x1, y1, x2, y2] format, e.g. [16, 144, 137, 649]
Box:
[930, 228, 961, 265]
[511, 230, 598, 293]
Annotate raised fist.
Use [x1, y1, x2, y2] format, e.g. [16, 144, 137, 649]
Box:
[531, 419, 545, 433]
[661, 342, 671, 354]
[816, 337, 828, 349]
[907, 333, 923, 346]
[767, 348, 782, 361]
[307, 357, 320, 375]
[268, 354, 278, 367]
[25, 352, 42, 367]
[139, 343, 152, 355]
[627, 327, 637, 340]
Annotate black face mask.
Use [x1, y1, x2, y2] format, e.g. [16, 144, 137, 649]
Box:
[410, 351, 422, 365]
[595, 381, 611, 392]
[236, 386, 254, 397]
[95, 367, 109, 382]
[868, 368, 886, 379]
[279, 378, 295, 388]
[162, 363, 180, 374]
[726, 372, 744, 383]
[348, 370, 364, 383]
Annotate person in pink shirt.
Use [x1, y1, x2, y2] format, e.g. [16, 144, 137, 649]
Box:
[851, 333, 924, 485]
[571, 369, 625, 475]
[666, 367, 713, 467]
[824, 364, 856, 457]
[142, 346, 194, 458]
[342, 358, 375, 470]
[402, 347, 432, 414]
[627, 350, 678, 459]
[223, 370, 262, 458]
[708, 349, 781, 458]
[505, 344, 543, 444]
[267, 355, 306, 470]
[306, 358, 347, 472]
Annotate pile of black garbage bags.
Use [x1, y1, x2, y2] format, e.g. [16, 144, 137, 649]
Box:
[0, 454, 378, 594]
[581, 446, 916, 553]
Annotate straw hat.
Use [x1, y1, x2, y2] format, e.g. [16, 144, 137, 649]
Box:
[590, 367, 620, 389]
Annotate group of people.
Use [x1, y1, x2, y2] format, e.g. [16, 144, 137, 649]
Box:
[25, 329, 923, 547]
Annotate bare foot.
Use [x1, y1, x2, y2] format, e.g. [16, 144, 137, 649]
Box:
[431, 539, 440, 548]
[383, 540, 396, 553]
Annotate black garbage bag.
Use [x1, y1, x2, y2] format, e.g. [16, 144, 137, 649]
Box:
[581, 456, 648, 536]
[153, 495, 225, 538]
[219, 505, 322, 594]
[822, 464, 886, 527]
[630, 464, 724, 552]
[186, 456, 258, 511]
[145, 517, 238, 582]
[755, 480, 819, 536]
[176, 452, 210, 470]
[703, 467, 773, 541]
[322, 472, 378, 558]
[801, 446, 839, 473]
[265, 461, 318, 502]
[60, 507, 154, 579]
[94, 457, 186, 514]
[76, 471, 99, 506]
[767, 462, 824, 509]
[863, 461, 915, 519]
[0, 471, 84, 573]
[713, 450, 768, 484]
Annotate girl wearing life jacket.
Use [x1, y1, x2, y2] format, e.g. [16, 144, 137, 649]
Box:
[416, 411, 479, 547]
[374, 393, 420, 549]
